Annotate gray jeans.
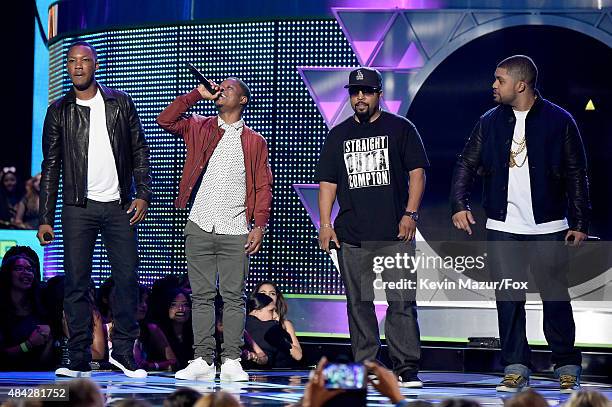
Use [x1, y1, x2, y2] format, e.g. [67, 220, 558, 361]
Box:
[337, 242, 421, 375]
[184, 221, 249, 363]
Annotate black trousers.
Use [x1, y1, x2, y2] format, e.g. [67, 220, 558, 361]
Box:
[486, 229, 581, 370]
[62, 200, 139, 363]
[337, 242, 421, 375]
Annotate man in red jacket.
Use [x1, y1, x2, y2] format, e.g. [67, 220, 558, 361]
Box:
[157, 78, 272, 381]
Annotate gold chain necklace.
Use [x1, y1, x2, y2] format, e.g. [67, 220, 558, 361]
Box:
[509, 136, 528, 168]
[510, 110, 530, 168]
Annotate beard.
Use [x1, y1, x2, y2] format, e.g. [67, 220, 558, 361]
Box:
[355, 111, 371, 123]
[354, 103, 372, 123]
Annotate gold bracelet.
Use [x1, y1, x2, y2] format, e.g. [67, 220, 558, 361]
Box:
[320, 223, 333, 228]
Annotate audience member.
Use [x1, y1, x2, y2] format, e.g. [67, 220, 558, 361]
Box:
[439, 399, 482, 407]
[151, 287, 194, 370]
[44, 275, 107, 369]
[67, 378, 105, 407]
[565, 391, 611, 407]
[0, 250, 53, 370]
[252, 281, 303, 364]
[504, 389, 547, 407]
[2, 245, 41, 279]
[193, 391, 241, 407]
[0, 167, 23, 228]
[14, 173, 41, 230]
[133, 284, 177, 371]
[244, 293, 297, 368]
[163, 388, 202, 407]
[150, 275, 181, 313]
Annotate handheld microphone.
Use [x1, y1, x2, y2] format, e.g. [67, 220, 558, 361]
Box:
[187, 62, 216, 95]
[43, 232, 53, 242]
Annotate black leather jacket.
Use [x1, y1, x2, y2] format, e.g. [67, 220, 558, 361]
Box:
[450, 92, 590, 233]
[40, 83, 152, 226]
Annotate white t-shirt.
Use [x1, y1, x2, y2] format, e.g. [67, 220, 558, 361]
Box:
[486, 109, 568, 234]
[76, 91, 120, 202]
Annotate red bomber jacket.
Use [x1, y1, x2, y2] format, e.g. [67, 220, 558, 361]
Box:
[156, 89, 272, 227]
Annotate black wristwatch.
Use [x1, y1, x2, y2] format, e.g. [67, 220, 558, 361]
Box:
[404, 211, 419, 222]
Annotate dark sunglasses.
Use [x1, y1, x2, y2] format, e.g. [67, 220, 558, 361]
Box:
[348, 86, 380, 96]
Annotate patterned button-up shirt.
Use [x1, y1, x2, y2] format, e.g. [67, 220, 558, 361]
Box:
[188, 116, 248, 235]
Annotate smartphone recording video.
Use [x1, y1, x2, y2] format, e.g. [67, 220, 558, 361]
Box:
[323, 363, 367, 389]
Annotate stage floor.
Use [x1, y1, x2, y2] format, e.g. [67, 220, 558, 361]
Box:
[1, 371, 611, 406]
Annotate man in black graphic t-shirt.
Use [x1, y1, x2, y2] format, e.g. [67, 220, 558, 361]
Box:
[316, 67, 429, 388]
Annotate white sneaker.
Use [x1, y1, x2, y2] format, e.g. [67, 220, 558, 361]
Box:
[220, 358, 249, 382]
[55, 367, 92, 378]
[175, 357, 217, 381]
[108, 352, 147, 379]
[398, 372, 423, 388]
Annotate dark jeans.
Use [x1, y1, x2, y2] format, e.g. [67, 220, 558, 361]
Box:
[337, 242, 421, 375]
[62, 200, 139, 363]
[486, 229, 581, 372]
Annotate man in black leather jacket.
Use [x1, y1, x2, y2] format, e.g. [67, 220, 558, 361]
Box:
[450, 55, 589, 394]
[37, 41, 152, 378]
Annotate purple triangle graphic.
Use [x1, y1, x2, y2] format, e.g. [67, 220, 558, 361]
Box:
[383, 99, 402, 114]
[332, 100, 356, 128]
[293, 184, 340, 230]
[352, 40, 379, 65]
[397, 42, 424, 69]
[318, 101, 343, 123]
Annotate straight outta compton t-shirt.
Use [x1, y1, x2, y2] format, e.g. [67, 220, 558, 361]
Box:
[344, 136, 390, 188]
[316, 111, 429, 244]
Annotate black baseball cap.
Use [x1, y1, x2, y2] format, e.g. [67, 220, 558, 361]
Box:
[344, 67, 383, 89]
